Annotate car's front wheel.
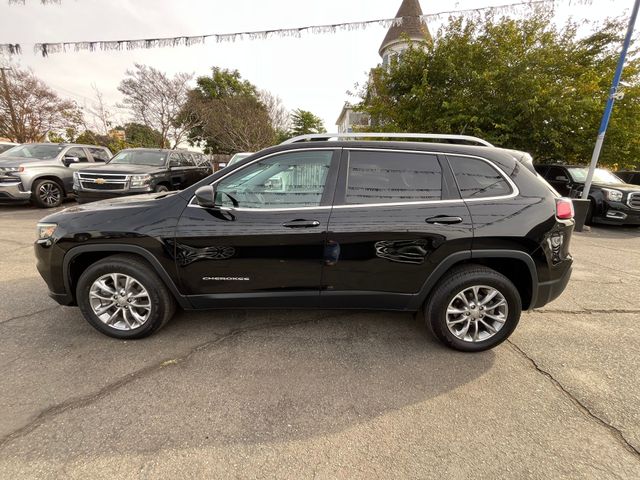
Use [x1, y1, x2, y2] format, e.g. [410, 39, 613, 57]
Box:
[32, 179, 64, 208]
[425, 265, 522, 352]
[76, 255, 176, 339]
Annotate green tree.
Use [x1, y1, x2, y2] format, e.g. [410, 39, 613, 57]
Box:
[124, 123, 163, 148]
[181, 68, 275, 154]
[290, 109, 326, 136]
[357, 13, 640, 169]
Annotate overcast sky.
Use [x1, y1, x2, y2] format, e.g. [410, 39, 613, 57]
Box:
[0, 0, 635, 132]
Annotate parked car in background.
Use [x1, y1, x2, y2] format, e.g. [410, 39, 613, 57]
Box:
[226, 152, 253, 167]
[0, 141, 19, 154]
[36, 133, 574, 352]
[535, 164, 640, 226]
[616, 170, 640, 186]
[73, 148, 212, 203]
[0, 143, 112, 208]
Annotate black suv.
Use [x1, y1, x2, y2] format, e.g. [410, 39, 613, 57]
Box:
[535, 164, 640, 225]
[35, 135, 574, 352]
[73, 148, 212, 203]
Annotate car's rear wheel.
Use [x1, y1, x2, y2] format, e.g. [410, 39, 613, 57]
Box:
[32, 179, 63, 208]
[424, 265, 521, 352]
[76, 255, 176, 339]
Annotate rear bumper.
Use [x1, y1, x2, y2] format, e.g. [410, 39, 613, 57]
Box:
[533, 264, 572, 309]
[0, 181, 31, 202]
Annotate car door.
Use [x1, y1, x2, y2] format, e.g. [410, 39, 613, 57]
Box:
[167, 153, 191, 189]
[321, 148, 473, 310]
[61, 147, 91, 192]
[174, 148, 340, 308]
[545, 166, 572, 196]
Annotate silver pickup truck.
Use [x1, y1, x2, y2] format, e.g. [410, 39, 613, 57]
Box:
[0, 143, 112, 208]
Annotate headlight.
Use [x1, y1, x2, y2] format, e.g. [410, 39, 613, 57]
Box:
[603, 188, 623, 202]
[36, 223, 58, 240]
[0, 167, 20, 173]
[130, 174, 152, 188]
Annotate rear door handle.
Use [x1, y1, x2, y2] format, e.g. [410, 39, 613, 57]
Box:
[426, 216, 464, 225]
[283, 220, 321, 229]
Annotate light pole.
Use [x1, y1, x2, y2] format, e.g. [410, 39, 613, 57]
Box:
[581, 0, 640, 201]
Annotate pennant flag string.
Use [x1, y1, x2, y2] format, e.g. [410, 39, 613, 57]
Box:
[0, 0, 592, 57]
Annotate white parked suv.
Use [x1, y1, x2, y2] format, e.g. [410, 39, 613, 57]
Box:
[0, 143, 112, 208]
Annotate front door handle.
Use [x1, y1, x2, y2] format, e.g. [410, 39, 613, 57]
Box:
[426, 216, 463, 225]
[283, 219, 321, 229]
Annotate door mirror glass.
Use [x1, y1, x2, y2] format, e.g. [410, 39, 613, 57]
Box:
[63, 156, 80, 167]
[194, 185, 217, 208]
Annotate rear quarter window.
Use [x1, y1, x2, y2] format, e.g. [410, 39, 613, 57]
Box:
[345, 150, 442, 205]
[448, 156, 513, 199]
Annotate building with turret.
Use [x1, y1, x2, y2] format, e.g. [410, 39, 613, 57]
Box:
[336, 0, 432, 133]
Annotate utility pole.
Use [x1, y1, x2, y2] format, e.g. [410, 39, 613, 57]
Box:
[582, 0, 640, 200]
[0, 67, 19, 142]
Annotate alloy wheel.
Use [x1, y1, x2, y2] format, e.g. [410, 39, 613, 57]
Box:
[445, 285, 508, 343]
[89, 273, 152, 331]
[38, 182, 62, 206]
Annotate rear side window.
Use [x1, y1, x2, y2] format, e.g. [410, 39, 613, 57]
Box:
[88, 147, 110, 162]
[448, 156, 512, 199]
[345, 150, 442, 205]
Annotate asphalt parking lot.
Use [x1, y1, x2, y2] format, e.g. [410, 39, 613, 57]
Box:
[0, 203, 638, 479]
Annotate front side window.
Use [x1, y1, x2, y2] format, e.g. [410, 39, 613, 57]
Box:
[448, 156, 512, 199]
[109, 150, 168, 167]
[215, 150, 333, 209]
[344, 150, 442, 205]
[66, 147, 89, 162]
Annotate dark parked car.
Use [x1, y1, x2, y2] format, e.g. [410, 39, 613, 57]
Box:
[73, 148, 212, 203]
[35, 134, 575, 352]
[617, 171, 640, 186]
[535, 164, 640, 225]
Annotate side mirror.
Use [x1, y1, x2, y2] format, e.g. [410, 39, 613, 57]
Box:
[194, 185, 218, 209]
[63, 156, 80, 167]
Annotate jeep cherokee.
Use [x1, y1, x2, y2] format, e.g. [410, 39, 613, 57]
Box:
[35, 134, 574, 352]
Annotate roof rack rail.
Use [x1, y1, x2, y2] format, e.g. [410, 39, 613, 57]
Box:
[281, 132, 494, 147]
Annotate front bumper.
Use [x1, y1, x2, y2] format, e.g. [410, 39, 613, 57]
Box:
[0, 181, 31, 202]
[594, 202, 640, 225]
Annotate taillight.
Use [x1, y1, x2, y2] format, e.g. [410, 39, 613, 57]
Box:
[556, 198, 575, 220]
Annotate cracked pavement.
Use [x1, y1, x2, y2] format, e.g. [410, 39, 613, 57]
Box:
[0, 203, 639, 479]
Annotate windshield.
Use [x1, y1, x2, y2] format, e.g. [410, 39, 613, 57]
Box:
[108, 150, 168, 167]
[567, 168, 623, 184]
[0, 144, 63, 160]
[0, 144, 16, 154]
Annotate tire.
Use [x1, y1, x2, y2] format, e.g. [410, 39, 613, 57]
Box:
[424, 265, 522, 352]
[32, 179, 64, 208]
[155, 184, 169, 193]
[76, 254, 176, 339]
